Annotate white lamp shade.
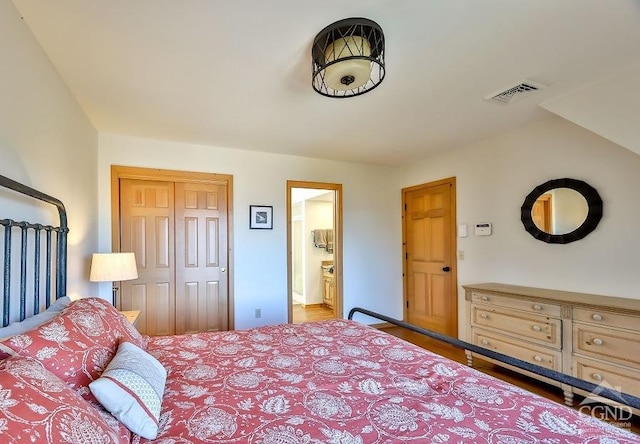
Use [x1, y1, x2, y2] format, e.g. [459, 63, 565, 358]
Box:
[324, 35, 371, 91]
[90, 253, 138, 282]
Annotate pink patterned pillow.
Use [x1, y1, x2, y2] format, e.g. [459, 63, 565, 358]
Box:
[0, 297, 146, 401]
[0, 356, 130, 443]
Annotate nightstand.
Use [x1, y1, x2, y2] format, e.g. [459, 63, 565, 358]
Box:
[119, 310, 140, 326]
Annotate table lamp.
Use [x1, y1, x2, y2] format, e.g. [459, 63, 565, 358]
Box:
[90, 252, 138, 306]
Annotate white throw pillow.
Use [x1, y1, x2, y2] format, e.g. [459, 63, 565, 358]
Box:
[89, 341, 166, 439]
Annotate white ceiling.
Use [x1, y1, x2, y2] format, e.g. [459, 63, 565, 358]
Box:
[12, 0, 640, 166]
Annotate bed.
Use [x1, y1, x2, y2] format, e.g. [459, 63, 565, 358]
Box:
[1, 174, 638, 443]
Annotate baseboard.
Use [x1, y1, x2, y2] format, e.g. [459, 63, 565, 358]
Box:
[370, 322, 394, 329]
[300, 303, 324, 309]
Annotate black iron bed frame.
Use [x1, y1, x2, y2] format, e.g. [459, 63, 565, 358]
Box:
[348, 307, 640, 411]
[0, 174, 67, 328]
[1, 173, 638, 414]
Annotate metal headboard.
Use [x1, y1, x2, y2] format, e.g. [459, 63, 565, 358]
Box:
[0, 174, 68, 327]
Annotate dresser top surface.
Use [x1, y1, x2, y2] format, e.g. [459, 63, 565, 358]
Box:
[463, 282, 640, 312]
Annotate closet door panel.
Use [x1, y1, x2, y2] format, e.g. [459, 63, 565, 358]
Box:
[119, 179, 175, 336]
[175, 182, 228, 334]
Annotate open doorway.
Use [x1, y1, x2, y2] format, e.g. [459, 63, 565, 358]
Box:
[287, 181, 342, 324]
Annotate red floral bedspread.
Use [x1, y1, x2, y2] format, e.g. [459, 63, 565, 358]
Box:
[136, 319, 637, 443]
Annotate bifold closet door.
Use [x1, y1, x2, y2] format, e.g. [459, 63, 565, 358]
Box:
[174, 182, 228, 334]
[119, 179, 176, 336]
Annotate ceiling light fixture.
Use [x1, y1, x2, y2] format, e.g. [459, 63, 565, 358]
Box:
[312, 18, 385, 98]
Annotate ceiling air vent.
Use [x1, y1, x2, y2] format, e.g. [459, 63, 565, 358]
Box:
[485, 81, 545, 104]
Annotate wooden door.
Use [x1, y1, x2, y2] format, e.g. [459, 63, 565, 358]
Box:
[292, 219, 303, 295]
[119, 179, 175, 336]
[174, 182, 228, 334]
[532, 194, 551, 232]
[403, 178, 457, 337]
[113, 166, 233, 334]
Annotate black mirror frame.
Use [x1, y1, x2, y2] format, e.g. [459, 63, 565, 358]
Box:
[520, 178, 603, 244]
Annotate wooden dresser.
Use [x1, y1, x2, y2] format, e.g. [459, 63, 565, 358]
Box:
[464, 283, 640, 406]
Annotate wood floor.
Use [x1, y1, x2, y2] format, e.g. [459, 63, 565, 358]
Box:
[382, 326, 640, 435]
[292, 304, 334, 323]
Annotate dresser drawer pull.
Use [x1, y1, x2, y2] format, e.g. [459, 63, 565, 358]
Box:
[592, 338, 603, 346]
[481, 296, 489, 302]
[533, 355, 543, 362]
[480, 313, 489, 319]
[532, 304, 542, 311]
[532, 325, 542, 332]
[481, 339, 489, 346]
[592, 373, 603, 381]
[591, 314, 603, 321]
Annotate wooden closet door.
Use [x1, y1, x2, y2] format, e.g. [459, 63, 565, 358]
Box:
[119, 179, 175, 336]
[174, 182, 228, 334]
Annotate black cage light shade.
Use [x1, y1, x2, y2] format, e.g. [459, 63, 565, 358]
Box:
[312, 18, 385, 98]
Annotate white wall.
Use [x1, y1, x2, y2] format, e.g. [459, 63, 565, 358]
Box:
[0, 2, 98, 306]
[541, 62, 640, 157]
[5, 6, 637, 340]
[5, 0, 638, 336]
[97, 133, 402, 329]
[398, 115, 640, 339]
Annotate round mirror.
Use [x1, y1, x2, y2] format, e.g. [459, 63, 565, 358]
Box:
[531, 188, 588, 235]
[521, 178, 603, 244]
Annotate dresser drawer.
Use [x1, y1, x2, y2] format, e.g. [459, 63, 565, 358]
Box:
[471, 329, 561, 371]
[471, 292, 562, 317]
[573, 323, 640, 368]
[573, 307, 640, 333]
[471, 304, 561, 348]
[573, 356, 640, 398]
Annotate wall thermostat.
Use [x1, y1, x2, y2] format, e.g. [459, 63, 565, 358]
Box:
[475, 223, 492, 236]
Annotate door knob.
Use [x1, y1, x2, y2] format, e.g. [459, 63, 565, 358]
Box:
[442, 266, 450, 272]
[221, 268, 226, 273]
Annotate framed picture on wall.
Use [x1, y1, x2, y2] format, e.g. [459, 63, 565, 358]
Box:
[249, 205, 273, 229]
